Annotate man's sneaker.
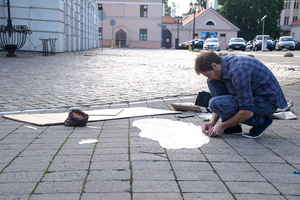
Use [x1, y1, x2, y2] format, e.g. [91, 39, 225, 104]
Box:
[224, 125, 242, 134]
[242, 117, 273, 139]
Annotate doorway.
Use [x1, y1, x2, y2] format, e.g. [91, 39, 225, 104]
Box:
[116, 29, 127, 47]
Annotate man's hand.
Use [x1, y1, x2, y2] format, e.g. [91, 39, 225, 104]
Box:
[202, 122, 214, 135]
[207, 124, 225, 137]
[202, 123, 225, 137]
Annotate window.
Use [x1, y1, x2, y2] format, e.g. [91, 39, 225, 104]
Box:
[98, 4, 103, 11]
[140, 5, 148, 17]
[284, 17, 289, 25]
[99, 27, 102, 39]
[293, 16, 298, 23]
[139, 29, 147, 41]
[294, 0, 299, 9]
[205, 20, 215, 26]
[285, 0, 291, 9]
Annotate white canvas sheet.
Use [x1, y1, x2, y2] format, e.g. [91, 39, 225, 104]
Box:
[2, 107, 182, 126]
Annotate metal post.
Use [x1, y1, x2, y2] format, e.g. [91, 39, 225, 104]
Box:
[192, 10, 196, 50]
[261, 15, 267, 51]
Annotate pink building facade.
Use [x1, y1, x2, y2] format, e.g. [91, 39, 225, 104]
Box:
[96, 0, 163, 48]
[96, 1, 239, 49]
[163, 8, 239, 50]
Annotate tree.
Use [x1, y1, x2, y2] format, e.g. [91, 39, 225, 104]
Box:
[164, 0, 171, 16]
[197, 0, 207, 9]
[217, 0, 284, 40]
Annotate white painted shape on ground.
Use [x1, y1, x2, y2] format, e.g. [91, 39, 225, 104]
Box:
[78, 139, 98, 144]
[132, 118, 210, 149]
[24, 125, 38, 130]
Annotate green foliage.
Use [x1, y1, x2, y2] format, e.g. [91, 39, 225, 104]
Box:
[164, 0, 171, 16]
[217, 0, 284, 41]
[197, 0, 207, 9]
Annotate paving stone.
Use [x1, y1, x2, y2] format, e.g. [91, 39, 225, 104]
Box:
[80, 193, 131, 200]
[183, 193, 234, 200]
[84, 180, 130, 193]
[0, 49, 300, 199]
[34, 181, 83, 194]
[179, 180, 228, 193]
[226, 181, 280, 195]
[133, 180, 179, 193]
[133, 193, 182, 200]
[30, 193, 81, 200]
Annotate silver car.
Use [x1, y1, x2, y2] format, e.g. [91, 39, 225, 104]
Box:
[203, 38, 220, 51]
[276, 36, 295, 51]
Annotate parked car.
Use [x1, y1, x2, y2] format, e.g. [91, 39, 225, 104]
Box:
[226, 37, 246, 51]
[178, 39, 199, 49]
[295, 40, 300, 50]
[246, 40, 253, 50]
[252, 35, 274, 51]
[275, 36, 295, 51]
[194, 40, 204, 49]
[203, 38, 220, 51]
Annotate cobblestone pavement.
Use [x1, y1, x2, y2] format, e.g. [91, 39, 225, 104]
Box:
[0, 49, 300, 200]
[0, 49, 300, 112]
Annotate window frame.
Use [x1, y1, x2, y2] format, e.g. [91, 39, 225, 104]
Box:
[140, 5, 148, 17]
[139, 29, 147, 41]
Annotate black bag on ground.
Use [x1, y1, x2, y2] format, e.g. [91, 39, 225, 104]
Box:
[64, 109, 89, 126]
[195, 91, 212, 108]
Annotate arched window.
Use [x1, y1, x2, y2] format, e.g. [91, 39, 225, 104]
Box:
[205, 20, 216, 26]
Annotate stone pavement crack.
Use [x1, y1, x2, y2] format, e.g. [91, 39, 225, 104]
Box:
[28, 127, 76, 200]
[128, 118, 134, 200]
[0, 124, 24, 142]
[0, 126, 49, 175]
[79, 121, 105, 200]
[220, 137, 289, 200]
[198, 148, 237, 200]
[164, 149, 185, 200]
[254, 138, 300, 172]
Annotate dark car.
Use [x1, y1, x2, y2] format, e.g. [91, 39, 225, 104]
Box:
[252, 35, 274, 51]
[275, 36, 295, 51]
[295, 40, 300, 50]
[226, 37, 246, 51]
[194, 40, 204, 49]
[178, 39, 199, 49]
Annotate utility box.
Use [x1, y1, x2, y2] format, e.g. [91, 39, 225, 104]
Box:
[262, 35, 267, 51]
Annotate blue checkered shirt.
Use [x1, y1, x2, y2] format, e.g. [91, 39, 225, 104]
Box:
[222, 55, 288, 111]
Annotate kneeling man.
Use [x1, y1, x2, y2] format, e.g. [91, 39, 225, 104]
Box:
[195, 51, 287, 138]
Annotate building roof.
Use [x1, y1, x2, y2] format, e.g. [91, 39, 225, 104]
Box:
[162, 16, 175, 24]
[162, 16, 182, 24]
[291, 18, 300, 26]
[181, 7, 239, 31]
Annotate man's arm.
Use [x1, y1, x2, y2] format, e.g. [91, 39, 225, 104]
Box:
[208, 110, 253, 137]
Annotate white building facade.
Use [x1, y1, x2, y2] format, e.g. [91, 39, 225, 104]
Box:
[0, 0, 99, 53]
[280, 0, 300, 36]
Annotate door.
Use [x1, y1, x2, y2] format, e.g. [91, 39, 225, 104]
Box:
[162, 29, 172, 49]
[116, 29, 126, 47]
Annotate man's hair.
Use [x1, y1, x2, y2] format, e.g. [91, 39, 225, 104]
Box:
[195, 51, 221, 75]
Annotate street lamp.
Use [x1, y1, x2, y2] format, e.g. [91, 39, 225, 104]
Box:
[175, 16, 182, 49]
[261, 15, 267, 51]
[0, 0, 32, 57]
[189, 1, 201, 50]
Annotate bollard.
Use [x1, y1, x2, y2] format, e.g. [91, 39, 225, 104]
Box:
[49, 38, 57, 55]
[188, 42, 191, 51]
[40, 38, 49, 56]
[111, 40, 114, 49]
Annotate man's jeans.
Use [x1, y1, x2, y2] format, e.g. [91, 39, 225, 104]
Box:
[207, 79, 277, 127]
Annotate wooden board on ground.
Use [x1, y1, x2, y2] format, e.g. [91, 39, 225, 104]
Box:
[2, 107, 182, 126]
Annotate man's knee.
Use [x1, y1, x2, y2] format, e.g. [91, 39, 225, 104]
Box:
[209, 95, 238, 114]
